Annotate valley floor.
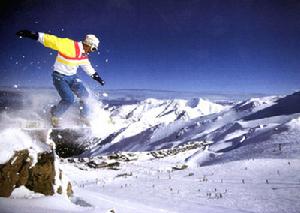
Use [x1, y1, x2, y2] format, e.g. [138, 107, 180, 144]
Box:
[1, 150, 299, 213]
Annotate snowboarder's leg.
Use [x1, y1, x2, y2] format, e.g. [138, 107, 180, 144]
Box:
[51, 72, 75, 120]
[71, 77, 90, 126]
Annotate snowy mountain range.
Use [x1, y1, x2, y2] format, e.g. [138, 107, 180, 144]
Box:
[0, 88, 300, 213]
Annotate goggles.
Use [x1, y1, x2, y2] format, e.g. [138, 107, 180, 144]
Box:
[91, 46, 97, 52]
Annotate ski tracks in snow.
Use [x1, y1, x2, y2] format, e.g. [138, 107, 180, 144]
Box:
[74, 187, 174, 213]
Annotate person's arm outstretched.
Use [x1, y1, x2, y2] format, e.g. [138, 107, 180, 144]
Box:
[17, 30, 76, 58]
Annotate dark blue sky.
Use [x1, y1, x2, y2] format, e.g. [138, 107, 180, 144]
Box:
[0, 0, 300, 94]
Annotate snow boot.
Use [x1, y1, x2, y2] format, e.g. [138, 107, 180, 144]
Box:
[51, 116, 61, 128]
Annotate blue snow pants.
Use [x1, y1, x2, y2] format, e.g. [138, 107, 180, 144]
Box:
[51, 71, 89, 118]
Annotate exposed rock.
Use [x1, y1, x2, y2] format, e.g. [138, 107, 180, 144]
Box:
[67, 182, 73, 197]
[50, 129, 96, 158]
[0, 150, 31, 197]
[56, 186, 62, 194]
[0, 149, 72, 197]
[26, 152, 55, 196]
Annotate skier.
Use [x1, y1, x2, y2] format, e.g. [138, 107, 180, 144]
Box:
[16, 30, 105, 127]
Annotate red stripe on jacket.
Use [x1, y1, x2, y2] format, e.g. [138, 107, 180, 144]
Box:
[75, 41, 80, 57]
[58, 41, 88, 60]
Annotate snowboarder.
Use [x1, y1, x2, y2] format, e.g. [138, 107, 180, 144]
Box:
[16, 30, 105, 127]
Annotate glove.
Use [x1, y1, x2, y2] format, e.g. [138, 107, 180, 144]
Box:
[16, 30, 38, 40]
[91, 72, 105, 86]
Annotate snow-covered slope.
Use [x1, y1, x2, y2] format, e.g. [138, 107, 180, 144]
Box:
[86, 92, 300, 163]
[1, 89, 300, 213]
[83, 97, 227, 156]
[81, 94, 276, 156]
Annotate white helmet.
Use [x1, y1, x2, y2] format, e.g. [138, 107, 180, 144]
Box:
[83, 34, 99, 50]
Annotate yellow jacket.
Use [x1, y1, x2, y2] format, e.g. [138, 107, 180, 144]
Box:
[38, 32, 96, 76]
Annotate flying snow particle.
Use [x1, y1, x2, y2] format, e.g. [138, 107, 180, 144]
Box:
[22, 55, 26, 58]
[15, 61, 19, 65]
[49, 52, 53, 55]
[58, 135, 62, 139]
[34, 21, 39, 24]
[105, 59, 109, 63]
[61, 28, 64, 32]
[13, 85, 18, 89]
[95, 65, 98, 68]
[103, 93, 108, 97]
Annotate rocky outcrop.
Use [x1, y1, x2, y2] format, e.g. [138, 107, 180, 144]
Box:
[26, 152, 56, 195]
[0, 149, 72, 197]
[50, 128, 95, 158]
[0, 150, 31, 197]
